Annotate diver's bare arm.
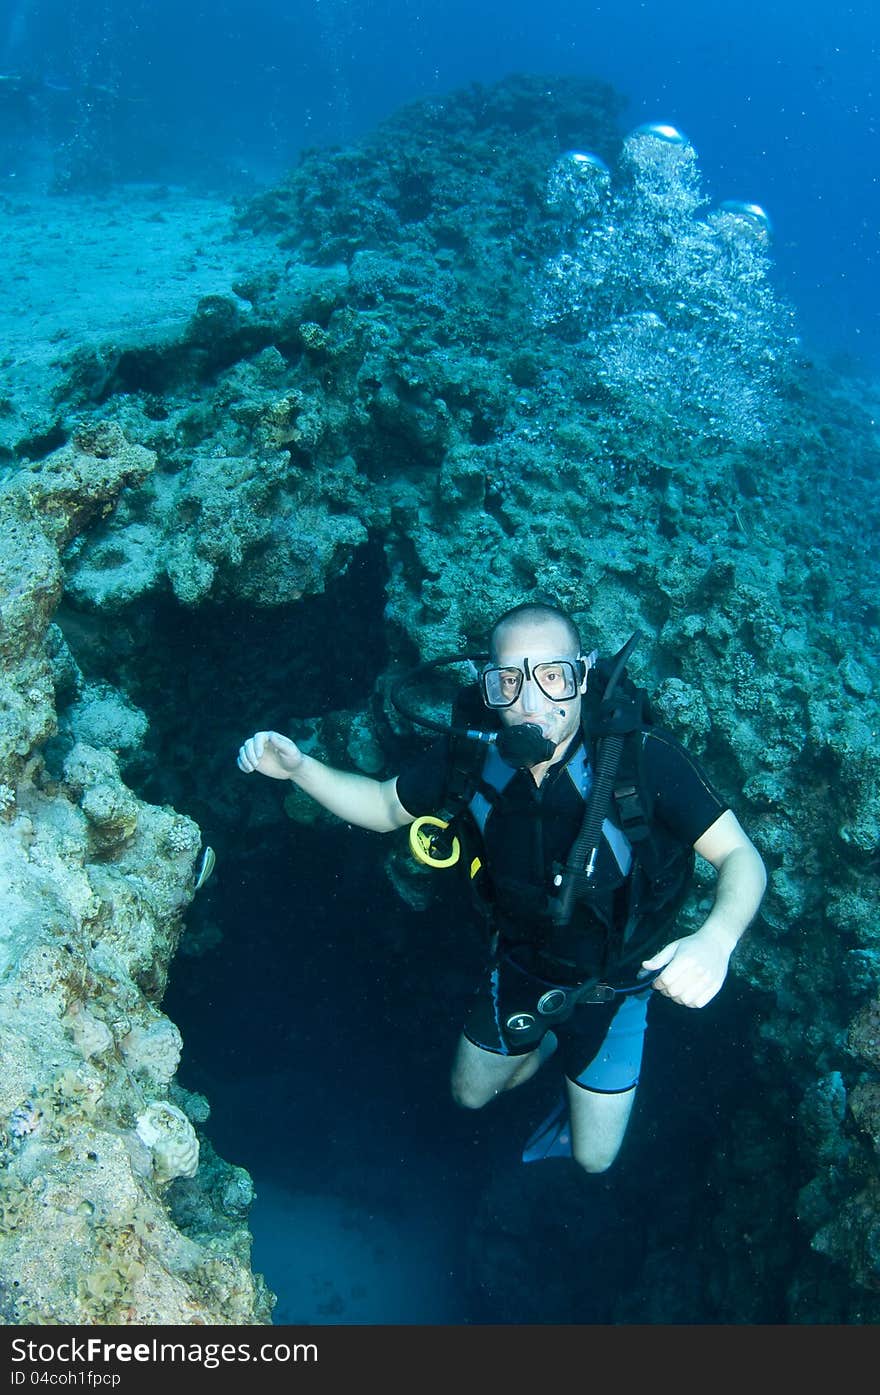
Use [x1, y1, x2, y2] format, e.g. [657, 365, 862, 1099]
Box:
[291, 755, 413, 833]
[237, 730, 412, 832]
[692, 810, 767, 953]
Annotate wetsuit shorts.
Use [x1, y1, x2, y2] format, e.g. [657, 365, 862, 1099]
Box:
[463, 952, 654, 1093]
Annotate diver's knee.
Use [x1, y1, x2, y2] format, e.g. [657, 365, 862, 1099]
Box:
[571, 1141, 620, 1174]
[573, 1153, 616, 1175]
[450, 1081, 490, 1110]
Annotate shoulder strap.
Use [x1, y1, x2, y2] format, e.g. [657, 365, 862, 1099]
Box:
[611, 731, 654, 846]
[613, 729, 698, 897]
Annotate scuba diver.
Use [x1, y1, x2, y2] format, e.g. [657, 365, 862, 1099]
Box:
[236, 600, 766, 1174]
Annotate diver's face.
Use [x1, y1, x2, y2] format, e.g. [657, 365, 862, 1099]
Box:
[488, 620, 585, 753]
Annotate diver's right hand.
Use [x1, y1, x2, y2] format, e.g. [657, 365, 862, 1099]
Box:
[237, 731, 304, 780]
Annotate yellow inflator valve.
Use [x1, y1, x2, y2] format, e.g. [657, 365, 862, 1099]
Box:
[409, 815, 461, 868]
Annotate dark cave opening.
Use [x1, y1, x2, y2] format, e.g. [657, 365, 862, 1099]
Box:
[161, 813, 786, 1323]
[58, 536, 394, 851]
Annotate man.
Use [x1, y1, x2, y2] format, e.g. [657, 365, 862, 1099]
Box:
[237, 601, 766, 1174]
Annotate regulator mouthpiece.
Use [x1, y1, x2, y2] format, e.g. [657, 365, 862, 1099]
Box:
[496, 723, 557, 769]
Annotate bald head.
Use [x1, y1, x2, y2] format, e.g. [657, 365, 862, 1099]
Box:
[489, 602, 581, 664]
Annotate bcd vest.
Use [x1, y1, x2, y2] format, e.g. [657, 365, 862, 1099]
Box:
[442, 675, 695, 977]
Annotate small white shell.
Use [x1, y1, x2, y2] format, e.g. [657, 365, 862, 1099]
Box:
[67, 1008, 114, 1061]
[121, 1017, 183, 1086]
[135, 1101, 199, 1182]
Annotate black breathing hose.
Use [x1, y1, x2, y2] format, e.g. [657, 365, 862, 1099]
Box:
[549, 630, 643, 925]
[389, 653, 489, 736]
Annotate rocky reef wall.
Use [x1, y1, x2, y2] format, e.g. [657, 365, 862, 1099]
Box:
[0, 427, 273, 1322]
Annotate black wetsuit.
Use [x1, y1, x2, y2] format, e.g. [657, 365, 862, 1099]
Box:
[396, 726, 729, 1075]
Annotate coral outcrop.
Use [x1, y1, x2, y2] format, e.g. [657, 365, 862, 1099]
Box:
[0, 429, 273, 1323]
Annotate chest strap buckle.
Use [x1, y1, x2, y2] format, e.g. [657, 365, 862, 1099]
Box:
[574, 982, 617, 1004]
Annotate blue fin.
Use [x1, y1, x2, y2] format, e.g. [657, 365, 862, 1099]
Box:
[521, 1097, 572, 1163]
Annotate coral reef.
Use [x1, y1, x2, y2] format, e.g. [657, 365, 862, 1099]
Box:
[1, 71, 879, 1322]
[0, 430, 273, 1323]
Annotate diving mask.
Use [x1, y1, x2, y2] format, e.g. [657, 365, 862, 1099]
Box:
[481, 657, 586, 709]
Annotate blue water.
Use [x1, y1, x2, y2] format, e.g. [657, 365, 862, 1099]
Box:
[3, 0, 877, 369]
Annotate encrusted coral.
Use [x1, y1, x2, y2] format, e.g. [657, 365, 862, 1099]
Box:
[121, 1016, 183, 1087]
[58, 681, 149, 764]
[134, 1101, 199, 1183]
[0, 414, 269, 1323]
[64, 1004, 114, 1062]
[163, 817, 201, 857]
[62, 742, 140, 852]
[850, 1081, 880, 1156]
[848, 995, 880, 1071]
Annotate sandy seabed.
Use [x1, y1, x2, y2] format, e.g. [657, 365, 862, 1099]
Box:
[249, 1178, 467, 1325]
[0, 178, 279, 443]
